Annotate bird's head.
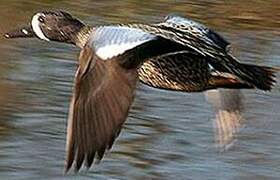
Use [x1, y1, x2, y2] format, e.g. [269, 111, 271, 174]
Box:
[5, 11, 85, 45]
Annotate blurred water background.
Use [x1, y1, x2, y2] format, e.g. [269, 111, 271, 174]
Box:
[0, 0, 279, 179]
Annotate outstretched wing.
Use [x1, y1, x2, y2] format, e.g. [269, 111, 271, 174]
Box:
[118, 15, 231, 58]
[88, 25, 187, 67]
[90, 21, 231, 69]
[65, 46, 138, 171]
[162, 14, 230, 52]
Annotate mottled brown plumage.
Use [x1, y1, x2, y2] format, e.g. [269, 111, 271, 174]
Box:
[121, 22, 276, 91]
[4, 10, 277, 173]
[139, 52, 254, 92]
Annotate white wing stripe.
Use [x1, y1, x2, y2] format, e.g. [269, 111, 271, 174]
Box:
[96, 40, 150, 60]
[89, 26, 156, 60]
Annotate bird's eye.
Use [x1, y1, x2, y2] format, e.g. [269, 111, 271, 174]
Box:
[38, 16, 45, 23]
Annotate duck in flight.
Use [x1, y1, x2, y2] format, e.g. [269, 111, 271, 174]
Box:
[4, 11, 276, 172]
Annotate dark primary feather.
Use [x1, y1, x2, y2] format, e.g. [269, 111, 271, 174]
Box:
[65, 46, 138, 172]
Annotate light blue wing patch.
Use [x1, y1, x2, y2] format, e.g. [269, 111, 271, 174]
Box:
[164, 14, 230, 52]
[88, 26, 156, 60]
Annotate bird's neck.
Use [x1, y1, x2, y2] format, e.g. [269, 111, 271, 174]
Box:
[74, 26, 93, 48]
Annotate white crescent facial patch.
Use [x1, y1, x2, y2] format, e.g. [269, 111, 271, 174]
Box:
[31, 13, 50, 41]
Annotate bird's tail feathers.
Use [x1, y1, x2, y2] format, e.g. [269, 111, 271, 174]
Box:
[224, 55, 277, 91]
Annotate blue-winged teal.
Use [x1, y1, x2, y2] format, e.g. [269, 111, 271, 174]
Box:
[5, 11, 276, 172]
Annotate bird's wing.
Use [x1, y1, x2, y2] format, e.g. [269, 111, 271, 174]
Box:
[161, 14, 230, 52]
[89, 23, 231, 67]
[115, 15, 230, 59]
[88, 25, 189, 67]
[89, 26, 157, 60]
[65, 46, 138, 172]
[205, 89, 244, 150]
